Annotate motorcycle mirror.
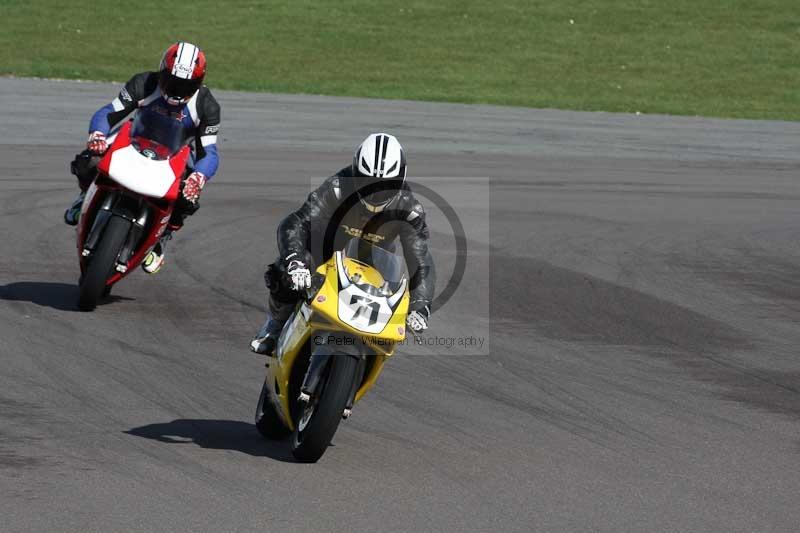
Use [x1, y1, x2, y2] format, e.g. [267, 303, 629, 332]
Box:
[387, 277, 408, 308]
[335, 251, 351, 289]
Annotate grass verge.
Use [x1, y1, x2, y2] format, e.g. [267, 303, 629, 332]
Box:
[2, 0, 798, 119]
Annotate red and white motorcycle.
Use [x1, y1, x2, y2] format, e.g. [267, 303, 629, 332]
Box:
[76, 109, 190, 311]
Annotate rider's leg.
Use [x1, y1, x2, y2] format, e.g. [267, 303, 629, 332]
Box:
[142, 183, 200, 274]
[251, 262, 300, 354]
[64, 150, 98, 225]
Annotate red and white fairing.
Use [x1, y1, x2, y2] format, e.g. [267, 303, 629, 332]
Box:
[76, 121, 190, 285]
[97, 122, 188, 201]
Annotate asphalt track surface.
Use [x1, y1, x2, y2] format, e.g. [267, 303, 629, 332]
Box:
[1, 78, 799, 532]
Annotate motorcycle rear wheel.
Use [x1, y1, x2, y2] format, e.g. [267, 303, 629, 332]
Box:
[291, 354, 358, 463]
[78, 216, 129, 311]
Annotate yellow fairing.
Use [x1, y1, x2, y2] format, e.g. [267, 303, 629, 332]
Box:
[265, 254, 409, 430]
[311, 259, 409, 343]
[265, 307, 312, 431]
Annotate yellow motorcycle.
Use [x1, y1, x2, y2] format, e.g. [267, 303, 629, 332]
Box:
[254, 238, 409, 462]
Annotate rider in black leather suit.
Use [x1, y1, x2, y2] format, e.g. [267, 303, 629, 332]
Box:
[251, 133, 435, 354]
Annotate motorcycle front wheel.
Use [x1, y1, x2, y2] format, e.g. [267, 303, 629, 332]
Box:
[291, 354, 358, 463]
[78, 216, 129, 311]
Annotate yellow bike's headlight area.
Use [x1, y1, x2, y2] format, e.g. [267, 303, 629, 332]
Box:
[311, 256, 408, 343]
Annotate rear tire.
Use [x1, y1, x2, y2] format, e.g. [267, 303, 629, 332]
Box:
[78, 216, 130, 311]
[291, 354, 358, 463]
[255, 381, 291, 439]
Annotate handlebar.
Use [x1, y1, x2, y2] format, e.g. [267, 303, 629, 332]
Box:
[304, 272, 326, 301]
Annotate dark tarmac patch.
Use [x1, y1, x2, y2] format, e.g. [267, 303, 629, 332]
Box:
[0, 398, 51, 471]
[671, 248, 800, 305]
[490, 254, 800, 419]
[491, 253, 750, 353]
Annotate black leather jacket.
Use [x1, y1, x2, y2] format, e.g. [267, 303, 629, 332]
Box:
[277, 166, 435, 312]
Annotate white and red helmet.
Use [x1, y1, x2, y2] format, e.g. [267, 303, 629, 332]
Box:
[158, 42, 207, 105]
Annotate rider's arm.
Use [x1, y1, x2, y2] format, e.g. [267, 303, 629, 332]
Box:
[88, 72, 154, 135]
[277, 175, 342, 261]
[193, 89, 221, 179]
[399, 199, 436, 313]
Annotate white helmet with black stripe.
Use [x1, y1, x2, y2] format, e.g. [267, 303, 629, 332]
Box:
[353, 133, 407, 212]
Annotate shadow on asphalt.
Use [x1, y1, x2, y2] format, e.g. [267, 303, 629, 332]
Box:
[125, 419, 296, 462]
[0, 281, 132, 311]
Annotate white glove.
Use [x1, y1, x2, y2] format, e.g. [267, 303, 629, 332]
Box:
[285, 253, 311, 291]
[406, 306, 430, 333]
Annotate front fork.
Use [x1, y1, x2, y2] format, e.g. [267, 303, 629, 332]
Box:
[300, 351, 366, 416]
[82, 191, 150, 271]
[116, 208, 150, 272]
[82, 193, 115, 256]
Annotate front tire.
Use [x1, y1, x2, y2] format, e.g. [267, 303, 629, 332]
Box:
[255, 381, 291, 439]
[291, 354, 358, 463]
[78, 216, 130, 311]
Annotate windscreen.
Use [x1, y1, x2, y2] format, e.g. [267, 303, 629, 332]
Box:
[343, 238, 407, 294]
[130, 109, 185, 158]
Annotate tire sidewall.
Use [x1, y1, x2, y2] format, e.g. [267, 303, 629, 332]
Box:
[78, 216, 130, 311]
[290, 354, 358, 462]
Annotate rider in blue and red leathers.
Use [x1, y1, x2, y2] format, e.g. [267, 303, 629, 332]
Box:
[65, 41, 221, 274]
